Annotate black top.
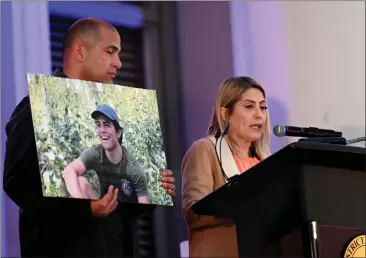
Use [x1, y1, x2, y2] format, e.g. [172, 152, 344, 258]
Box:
[3, 69, 155, 257]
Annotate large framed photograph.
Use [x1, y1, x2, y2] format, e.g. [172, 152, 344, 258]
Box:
[27, 74, 173, 206]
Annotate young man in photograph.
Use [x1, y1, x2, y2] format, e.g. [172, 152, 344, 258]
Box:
[64, 104, 150, 204]
[3, 17, 176, 257]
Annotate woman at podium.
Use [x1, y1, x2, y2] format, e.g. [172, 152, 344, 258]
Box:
[181, 76, 271, 257]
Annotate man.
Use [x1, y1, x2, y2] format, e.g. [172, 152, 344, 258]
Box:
[3, 18, 175, 257]
[64, 104, 150, 204]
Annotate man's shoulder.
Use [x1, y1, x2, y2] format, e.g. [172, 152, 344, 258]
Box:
[87, 144, 104, 154]
[81, 144, 103, 159]
[123, 147, 143, 171]
[89, 144, 103, 151]
[15, 95, 30, 108]
[10, 96, 30, 118]
[5, 96, 32, 136]
[123, 147, 138, 164]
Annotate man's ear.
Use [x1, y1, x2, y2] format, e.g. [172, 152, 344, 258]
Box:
[118, 127, 124, 143]
[75, 43, 86, 62]
[118, 127, 123, 137]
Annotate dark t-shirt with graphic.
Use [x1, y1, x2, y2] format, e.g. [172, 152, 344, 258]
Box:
[79, 144, 148, 203]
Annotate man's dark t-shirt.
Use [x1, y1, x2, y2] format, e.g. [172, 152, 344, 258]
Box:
[2, 69, 155, 257]
[79, 144, 149, 202]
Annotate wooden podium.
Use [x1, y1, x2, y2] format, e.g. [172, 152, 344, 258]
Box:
[192, 142, 366, 257]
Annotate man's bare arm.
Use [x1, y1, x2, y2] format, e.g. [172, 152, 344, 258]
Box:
[63, 159, 87, 198]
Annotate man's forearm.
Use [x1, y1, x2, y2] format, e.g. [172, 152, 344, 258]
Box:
[63, 167, 84, 198]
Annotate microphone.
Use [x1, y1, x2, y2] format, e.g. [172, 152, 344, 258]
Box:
[214, 124, 230, 181]
[273, 124, 342, 138]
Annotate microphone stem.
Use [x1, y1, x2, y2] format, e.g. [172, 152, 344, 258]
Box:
[214, 129, 229, 182]
[219, 136, 223, 168]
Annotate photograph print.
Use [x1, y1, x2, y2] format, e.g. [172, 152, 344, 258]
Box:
[27, 73, 173, 206]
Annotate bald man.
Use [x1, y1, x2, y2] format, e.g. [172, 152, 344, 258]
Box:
[3, 18, 176, 257]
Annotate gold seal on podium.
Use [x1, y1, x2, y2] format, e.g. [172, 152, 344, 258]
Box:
[344, 235, 365, 257]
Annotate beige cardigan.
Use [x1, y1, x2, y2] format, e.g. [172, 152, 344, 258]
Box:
[181, 137, 239, 258]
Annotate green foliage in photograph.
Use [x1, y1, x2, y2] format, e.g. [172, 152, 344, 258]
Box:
[27, 74, 172, 206]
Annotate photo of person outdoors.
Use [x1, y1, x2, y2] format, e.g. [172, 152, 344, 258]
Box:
[27, 73, 173, 206]
[63, 104, 149, 204]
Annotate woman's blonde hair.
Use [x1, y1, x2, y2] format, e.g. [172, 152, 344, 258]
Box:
[207, 76, 271, 160]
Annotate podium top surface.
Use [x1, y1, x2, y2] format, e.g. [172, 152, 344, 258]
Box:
[293, 141, 365, 154]
[280, 141, 365, 170]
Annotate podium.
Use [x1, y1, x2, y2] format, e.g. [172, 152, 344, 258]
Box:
[192, 142, 366, 257]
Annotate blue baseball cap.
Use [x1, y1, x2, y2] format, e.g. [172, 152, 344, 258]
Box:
[91, 104, 121, 127]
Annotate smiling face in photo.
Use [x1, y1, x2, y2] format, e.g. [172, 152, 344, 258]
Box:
[95, 115, 121, 151]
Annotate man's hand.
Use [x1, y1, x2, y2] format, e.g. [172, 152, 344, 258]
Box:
[91, 185, 118, 217]
[161, 170, 176, 197]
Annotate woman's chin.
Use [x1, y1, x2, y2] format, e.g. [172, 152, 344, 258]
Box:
[245, 132, 263, 142]
[232, 131, 263, 142]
